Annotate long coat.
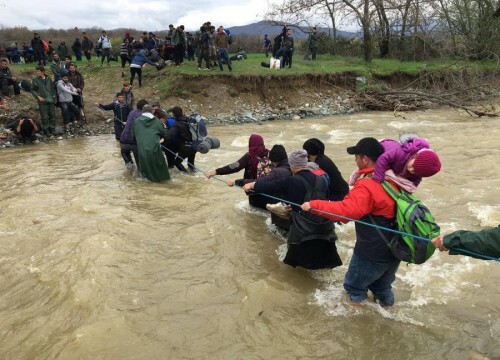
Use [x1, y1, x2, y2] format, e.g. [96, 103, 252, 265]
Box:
[132, 113, 170, 182]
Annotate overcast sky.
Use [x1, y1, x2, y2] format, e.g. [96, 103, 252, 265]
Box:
[1, 0, 268, 31]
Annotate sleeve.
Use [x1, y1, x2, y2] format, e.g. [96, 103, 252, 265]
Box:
[79, 74, 85, 90]
[444, 227, 500, 259]
[99, 102, 115, 111]
[158, 122, 167, 138]
[164, 123, 179, 142]
[309, 182, 374, 223]
[31, 79, 40, 98]
[254, 175, 290, 196]
[216, 153, 249, 176]
[373, 148, 398, 183]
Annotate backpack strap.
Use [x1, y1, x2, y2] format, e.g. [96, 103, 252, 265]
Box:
[381, 180, 400, 201]
[295, 173, 323, 202]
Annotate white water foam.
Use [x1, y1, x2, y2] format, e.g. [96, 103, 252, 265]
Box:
[467, 203, 500, 226]
[235, 200, 268, 217]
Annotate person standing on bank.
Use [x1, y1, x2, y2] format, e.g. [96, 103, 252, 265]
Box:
[306, 27, 318, 60]
[31, 66, 57, 136]
[97, 31, 112, 66]
[301, 137, 400, 306]
[129, 50, 159, 88]
[132, 104, 170, 182]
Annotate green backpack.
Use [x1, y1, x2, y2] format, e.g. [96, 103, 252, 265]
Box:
[379, 181, 440, 264]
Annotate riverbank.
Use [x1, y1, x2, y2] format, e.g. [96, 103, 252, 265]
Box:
[1, 57, 499, 147]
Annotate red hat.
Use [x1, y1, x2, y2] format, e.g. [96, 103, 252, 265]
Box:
[413, 149, 441, 178]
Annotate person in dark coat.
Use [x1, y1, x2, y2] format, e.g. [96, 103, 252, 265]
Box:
[72, 38, 82, 61]
[5, 117, 40, 142]
[120, 99, 148, 171]
[251, 144, 292, 230]
[31, 33, 45, 65]
[0, 58, 20, 97]
[244, 149, 342, 270]
[163, 106, 196, 172]
[96, 92, 131, 140]
[303, 138, 349, 201]
[205, 133, 270, 208]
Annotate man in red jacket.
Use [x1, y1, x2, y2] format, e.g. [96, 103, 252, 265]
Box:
[301, 137, 401, 306]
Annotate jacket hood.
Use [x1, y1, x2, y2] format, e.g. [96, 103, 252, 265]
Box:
[137, 113, 157, 127]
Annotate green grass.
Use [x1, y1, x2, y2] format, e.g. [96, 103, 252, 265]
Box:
[11, 53, 499, 77]
[164, 53, 499, 77]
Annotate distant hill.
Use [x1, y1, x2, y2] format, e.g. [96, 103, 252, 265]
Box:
[226, 21, 358, 40]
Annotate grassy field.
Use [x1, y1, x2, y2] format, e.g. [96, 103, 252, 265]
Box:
[11, 53, 500, 79]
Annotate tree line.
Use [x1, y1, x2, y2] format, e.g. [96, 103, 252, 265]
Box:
[264, 0, 500, 62]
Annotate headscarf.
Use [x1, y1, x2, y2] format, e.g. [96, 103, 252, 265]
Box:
[248, 134, 269, 179]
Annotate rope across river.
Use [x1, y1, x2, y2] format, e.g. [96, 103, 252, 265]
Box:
[158, 143, 500, 263]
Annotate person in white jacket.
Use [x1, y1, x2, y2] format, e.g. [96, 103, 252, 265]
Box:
[56, 72, 81, 129]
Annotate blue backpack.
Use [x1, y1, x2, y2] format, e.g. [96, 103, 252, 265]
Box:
[187, 114, 208, 151]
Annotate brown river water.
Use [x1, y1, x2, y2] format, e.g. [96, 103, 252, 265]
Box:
[0, 108, 499, 359]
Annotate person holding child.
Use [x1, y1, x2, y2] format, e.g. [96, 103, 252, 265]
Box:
[349, 134, 441, 193]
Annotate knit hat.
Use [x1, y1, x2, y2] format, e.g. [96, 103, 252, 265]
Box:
[269, 144, 287, 162]
[413, 149, 441, 178]
[288, 149, 308, 169]
[303, 138, 325, 156]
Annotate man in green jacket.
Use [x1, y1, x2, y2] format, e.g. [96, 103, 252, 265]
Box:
[306, 27, 318, 60]
[432, 226, 500, 260]
[31, 66, 56, 135]
[132, 104, 170, 182]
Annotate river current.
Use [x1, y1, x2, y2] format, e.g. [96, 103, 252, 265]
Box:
[0, 108, 499, 359]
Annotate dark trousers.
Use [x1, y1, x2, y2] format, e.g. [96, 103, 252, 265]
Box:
[197, 48, 209, 69]
[174, 145, 196, 172]
[187, 45, 195, 61]
[120, 55, 131, 69]
[130, 67, 142, 87]
[101, 48, 110, 64]
[60, 101, 80, 125]
[162, 143, 179, 168]
[216, 48, 232, 71]
[34, 50, 45, 65]
[283, 50, 293, 68]
[1, 78, 20, 96]
[121, 143, 139, 169]
[174, 44, 185, 65]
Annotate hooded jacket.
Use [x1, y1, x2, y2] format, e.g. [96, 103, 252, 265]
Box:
[444, 226, 500, 260]
[56, 79, 79, 103]
[31, 74, 56, 103]
[373, 138, 430, 185]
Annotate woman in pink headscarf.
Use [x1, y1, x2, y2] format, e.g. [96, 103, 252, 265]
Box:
[205, 134, 270, 208]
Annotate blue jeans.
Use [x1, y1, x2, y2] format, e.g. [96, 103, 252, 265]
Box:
[216, 48, 232, 70]
[343, 253, 400, 306]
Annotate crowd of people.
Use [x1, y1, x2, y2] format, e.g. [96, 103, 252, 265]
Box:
[204, 131, 499, 306]
[2, 28, 497, 309]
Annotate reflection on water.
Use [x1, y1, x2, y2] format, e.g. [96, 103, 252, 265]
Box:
[0, 108, 499, 359]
